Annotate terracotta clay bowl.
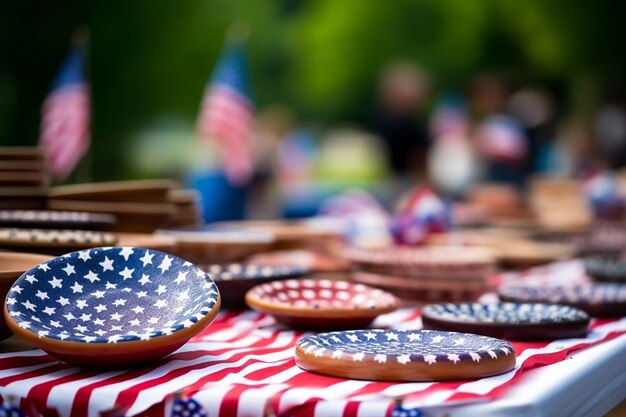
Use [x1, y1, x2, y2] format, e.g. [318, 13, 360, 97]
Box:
[498, 283, 626, 317]
[584, 255, 626, 283]
[421, 303, 590, 340]
[0, 251, 53, 340]
[48, 179, 177, 203]
[201, 263, 309, 310]
[156, 227, 275, 264]
[343, 246, 495, 280]
[295, 329, 515, 381]
[351, 271, 490, 304]
[0, 210, 116, 230]
[4, 247, 221, 368]
[0, 228, 118, 255]
[245, 279, 399, 330]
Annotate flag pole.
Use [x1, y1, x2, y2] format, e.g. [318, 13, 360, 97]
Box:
[71, 25, 93, 183]
[226, 20, 251, 44]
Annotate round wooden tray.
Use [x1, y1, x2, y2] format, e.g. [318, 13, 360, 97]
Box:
[201, 263, 309, 310]
[351, 271, 489, 303]
[0, 210, 116, 230]
[0, 251, 52, 340]
[245, 279, 399, 330]
[4, 247, 221, 368]
[421, 303, 590, 340]
[49, 179, 177, 202]
[0, 228, 118, 254]
[343, 246, 495, 279]
[157, 227, 275, 264]
[498, 283, 626, 317]
[295, 329, 515, 381]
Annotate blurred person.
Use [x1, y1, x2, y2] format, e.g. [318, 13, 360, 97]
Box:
[249, 104, 297, 218]
[427, 91, 480, 198]
[468, 73, 529, 187]
[594, 103, 626, 169]
[508, 88, 560, 175]
[374, 62, 432, 185]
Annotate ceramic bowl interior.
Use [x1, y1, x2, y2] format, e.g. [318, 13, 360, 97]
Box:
[4, 246, 220, 367]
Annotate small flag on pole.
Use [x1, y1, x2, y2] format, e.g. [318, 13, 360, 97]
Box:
[39, 37, 90, 180]
[196, 31, 255, 186]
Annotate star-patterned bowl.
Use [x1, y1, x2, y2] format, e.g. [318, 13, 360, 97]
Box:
[498, 283, 626, 317]
[245, 279, 399, 330]
[421, 303, 590, 340]
[295, 329, 516, 381]
[4, 247, 221, 368]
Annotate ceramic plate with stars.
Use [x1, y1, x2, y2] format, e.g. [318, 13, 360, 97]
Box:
[0, 210, 116, 230]
[422, 303, 590, 340]
[4, 247, 221, 368]
[295, 329, 515, 381]
[498, 283, 626, 317]
[0, 228, 118, 255]
[200, 263, 308, 310]
[245, 279, 399, 330]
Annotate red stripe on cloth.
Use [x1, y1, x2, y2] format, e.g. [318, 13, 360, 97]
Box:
[218, 384, 249, 417]
[343, 401, 361, 417]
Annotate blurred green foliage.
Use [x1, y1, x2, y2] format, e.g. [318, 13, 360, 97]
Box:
[0, 0, 623, 180]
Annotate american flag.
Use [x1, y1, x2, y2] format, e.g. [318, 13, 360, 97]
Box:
[196, 41, 255, 186]
[39, 43, 90, 180]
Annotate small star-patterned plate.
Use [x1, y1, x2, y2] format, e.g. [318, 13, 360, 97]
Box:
[0, 210, 116, 230]
[421, 303, 590, 340]
[4, 247, 221, 368]
[245, 279, 399, 330]
[295, 329, 515, 381]
[498, 283, 626, 317]
[0, 251, 53, 340]
[201, 263, 308, 310]
[0, 228, 118, 255]
[584, 255, 626, 283]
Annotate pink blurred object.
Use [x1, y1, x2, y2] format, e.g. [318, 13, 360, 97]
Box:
[319, 189, 391, 247]
[391, 186, 452, 245]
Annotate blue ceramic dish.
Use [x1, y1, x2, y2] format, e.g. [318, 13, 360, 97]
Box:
[4, 246, 220, 368]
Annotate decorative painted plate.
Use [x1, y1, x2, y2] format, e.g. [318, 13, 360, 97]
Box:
[421, 303, 590, 340]
[343, 246, 495, 279]
[584, 255, 626, 283]
[295, 329, 515, 381]
[0, 210, 116, 230]
[4, 247, 221, 368]
[0, 228, 118, 254]
[245, 279, 399, 330]
[0, 252, 53, 341]
[156, 227, 275, 264]
[498, 283, 626, 317]
[202, 263, 308, 310]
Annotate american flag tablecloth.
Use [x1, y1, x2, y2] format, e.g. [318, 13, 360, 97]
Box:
[1, 260, 626, 417]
